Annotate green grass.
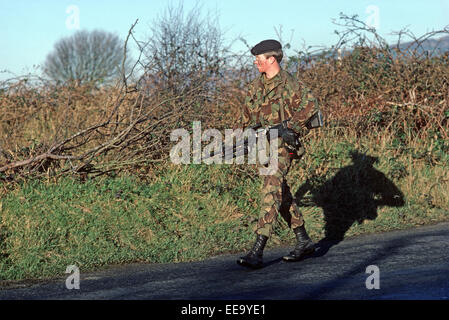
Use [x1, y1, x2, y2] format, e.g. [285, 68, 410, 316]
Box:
[1, 132, 448, 282]
[0, 165, 262, 281]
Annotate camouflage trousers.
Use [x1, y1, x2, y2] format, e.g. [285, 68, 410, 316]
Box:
[256, 140, 305, 238]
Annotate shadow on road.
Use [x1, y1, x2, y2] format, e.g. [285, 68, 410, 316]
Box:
[290, 150, 406, 257]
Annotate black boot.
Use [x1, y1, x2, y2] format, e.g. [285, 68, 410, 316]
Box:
[283, 225, 315, 262]
[237, 234, 268, 269]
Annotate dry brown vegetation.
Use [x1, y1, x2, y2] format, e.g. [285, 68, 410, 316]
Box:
[0, 16, 448, 185]
[0, 70, 244, 180]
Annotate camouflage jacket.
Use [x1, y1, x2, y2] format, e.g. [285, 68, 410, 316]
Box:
[242, 69, 319, 136]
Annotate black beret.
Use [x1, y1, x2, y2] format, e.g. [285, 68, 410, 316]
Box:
[251, 39, 282, 55]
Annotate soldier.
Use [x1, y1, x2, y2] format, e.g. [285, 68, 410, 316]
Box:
[237, 39, 319, 269]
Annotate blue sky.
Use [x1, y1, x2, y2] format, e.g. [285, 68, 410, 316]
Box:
[1, 0, 449, 80]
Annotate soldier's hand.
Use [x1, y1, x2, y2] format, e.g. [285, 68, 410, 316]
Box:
[281, 127, 301, 148]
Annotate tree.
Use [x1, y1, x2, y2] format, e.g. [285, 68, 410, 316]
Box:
[43, 30, 127, 85]
[140, 2, 228, 96]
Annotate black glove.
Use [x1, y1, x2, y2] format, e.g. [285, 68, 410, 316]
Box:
[280, 126, 301, 149]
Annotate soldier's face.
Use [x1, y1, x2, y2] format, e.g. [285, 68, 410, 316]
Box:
[254, 54, 271, 73]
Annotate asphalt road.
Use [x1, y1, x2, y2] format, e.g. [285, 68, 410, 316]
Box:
[1, 222, 448, 300]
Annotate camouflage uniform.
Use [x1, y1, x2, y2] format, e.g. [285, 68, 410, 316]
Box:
[242, 69, 319, 238]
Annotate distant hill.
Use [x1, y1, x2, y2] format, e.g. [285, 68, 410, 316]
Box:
[302, 34, 449, 62]
[396, 34, 449, 55]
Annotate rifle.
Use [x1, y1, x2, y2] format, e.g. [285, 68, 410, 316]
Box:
[204, 110, 323, 161]
[305, 110, 324, 130]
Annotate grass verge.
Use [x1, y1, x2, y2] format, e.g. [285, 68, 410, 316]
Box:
[1, 130, 448, 282]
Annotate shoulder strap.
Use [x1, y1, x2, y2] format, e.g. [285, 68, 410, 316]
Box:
[279, 71, 290, 126]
